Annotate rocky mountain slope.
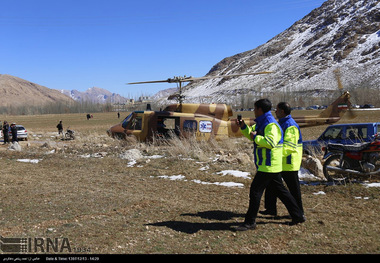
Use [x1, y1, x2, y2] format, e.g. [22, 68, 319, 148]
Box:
[0, 74, 74, 108]
[60, 87, 127, 104]
[182, 0, 380, 105]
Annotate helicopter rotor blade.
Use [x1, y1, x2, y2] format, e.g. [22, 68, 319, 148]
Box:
[127, 79, 170, 85]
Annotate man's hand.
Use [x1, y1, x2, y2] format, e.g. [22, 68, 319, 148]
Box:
[250, 131, 257, 140]
[236, 118, 245, 128]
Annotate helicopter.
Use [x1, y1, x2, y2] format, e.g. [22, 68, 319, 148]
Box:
[107, 70, 355, 142]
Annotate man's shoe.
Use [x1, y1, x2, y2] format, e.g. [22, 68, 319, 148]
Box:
[259, 210, 277, 216]
[288, 215, 306, 226]
[234, 223, 257, 231]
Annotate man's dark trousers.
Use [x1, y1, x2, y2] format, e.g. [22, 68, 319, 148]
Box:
[264, 171, 304, 214]
[244, 171, 303, 224]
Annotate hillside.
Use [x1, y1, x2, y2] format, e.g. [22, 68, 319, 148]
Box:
[0, 74, 74, 108]
[182, 0, 380, 106]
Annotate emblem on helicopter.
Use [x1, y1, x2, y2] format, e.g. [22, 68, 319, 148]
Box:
[199, 121, 213, 133]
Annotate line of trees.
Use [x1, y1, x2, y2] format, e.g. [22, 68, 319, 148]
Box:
[0, 101, 114, 115]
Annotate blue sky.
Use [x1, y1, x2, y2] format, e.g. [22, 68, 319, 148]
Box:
[0, 0, 325, 98]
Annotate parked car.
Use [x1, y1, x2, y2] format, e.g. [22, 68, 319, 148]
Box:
[9, 125, 28, 141]
[303, 122, 380, 155]
[360, 104, 375, 108]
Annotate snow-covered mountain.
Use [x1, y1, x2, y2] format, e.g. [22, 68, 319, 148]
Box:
[151, 87, 178, 100]
[60, 87, 128, 104]
[182, 0, 380, 105]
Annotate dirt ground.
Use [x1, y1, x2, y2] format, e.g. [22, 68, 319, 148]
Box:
[0, 110, 379, 254]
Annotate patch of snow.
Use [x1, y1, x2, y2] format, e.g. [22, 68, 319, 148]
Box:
[127, 160, 137, 167]
[365, 182, 380, 188]
[17, 159, 41, 164]
[217, 170, 251, 179]
[298, 167, 321, 180]
[192, 179, 244, 188]
[354, 196, 370, 200]
[158, 175, 186, 181]
[199, 165, 209, 171]
[155, 174, 244, 188]
[313, 191, 326, 195]
[146, 155, 164, 159]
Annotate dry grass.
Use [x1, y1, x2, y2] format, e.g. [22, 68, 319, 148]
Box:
[0, 109, 379, 254]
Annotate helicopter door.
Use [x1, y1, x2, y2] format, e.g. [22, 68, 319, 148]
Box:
[156, 117, 180, 138]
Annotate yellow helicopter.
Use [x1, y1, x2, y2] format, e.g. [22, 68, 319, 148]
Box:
[107, 71, 354, 142]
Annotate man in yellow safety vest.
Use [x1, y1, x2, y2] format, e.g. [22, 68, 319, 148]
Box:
[235, 99, 305, 231]
[260, 102, 304, 217]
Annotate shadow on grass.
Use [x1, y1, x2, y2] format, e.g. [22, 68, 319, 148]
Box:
[146, 210, 289, 234]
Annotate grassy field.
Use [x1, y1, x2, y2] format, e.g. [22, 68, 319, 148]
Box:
[0, 109, 379, 254]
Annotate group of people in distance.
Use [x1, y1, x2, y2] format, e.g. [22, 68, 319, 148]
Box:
[1, 121, 19, 144]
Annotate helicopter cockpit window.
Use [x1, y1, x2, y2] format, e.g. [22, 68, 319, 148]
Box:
[122, 113, 133, 129]
[130, 117, 142, 130]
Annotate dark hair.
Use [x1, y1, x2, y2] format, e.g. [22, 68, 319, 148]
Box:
[277, 102, 291, 115]
[254, 99, 272, 113]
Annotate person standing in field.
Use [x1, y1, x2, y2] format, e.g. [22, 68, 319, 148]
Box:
[10, 123, 18, 143]
[261, 102, 304, 217]
[2, 121, 9, 144]
[57, 120, 63, 137]
[234, 98, 305, 231]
